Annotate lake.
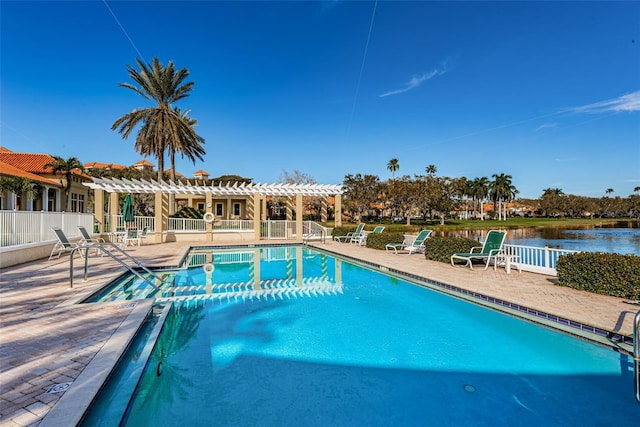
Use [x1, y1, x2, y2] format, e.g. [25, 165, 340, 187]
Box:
[446, 221, 640, 256]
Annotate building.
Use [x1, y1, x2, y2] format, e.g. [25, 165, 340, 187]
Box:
[0, 148, 91, 212]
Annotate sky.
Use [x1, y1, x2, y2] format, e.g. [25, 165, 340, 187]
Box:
[1, 0, 639, 199]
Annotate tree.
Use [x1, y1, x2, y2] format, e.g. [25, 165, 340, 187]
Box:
[539, 188, 566, 217]
[167, 108, 206, 182]
[489, 173, 517, 220]
[386, 158, 399, 180]
[112, 57, 205, 182]
[342, 174, 381, 221]
[470, 176, 490, 220]
[43, 156, 84, 211]
[0, 177, 34, 210]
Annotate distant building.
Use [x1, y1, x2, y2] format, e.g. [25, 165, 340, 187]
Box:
[0, 148, 91, 212]
[132, 160, 155, 172]
[193, 170, 210, 180]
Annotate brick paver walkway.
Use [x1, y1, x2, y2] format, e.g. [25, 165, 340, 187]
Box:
[0, 240, 637, 426]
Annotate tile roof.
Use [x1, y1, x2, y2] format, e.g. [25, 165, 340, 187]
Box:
[84, 161, 128, 170]
[133, 160, 154, 167]
[0, 160, 61, 186]
[0, 152, 57, 173]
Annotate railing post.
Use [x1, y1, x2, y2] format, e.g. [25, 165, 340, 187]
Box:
[544, 246, 550, 268]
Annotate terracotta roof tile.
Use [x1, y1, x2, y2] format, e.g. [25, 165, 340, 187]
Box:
[0, 152, 57, 173]
[0, 160, 61, 186]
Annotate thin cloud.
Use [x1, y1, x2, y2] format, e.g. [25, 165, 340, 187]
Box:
[379, 64, 449, 98]
[564, 90, 640, 114]
[535, 123, 557, 131]
[553, 157, 576, 162]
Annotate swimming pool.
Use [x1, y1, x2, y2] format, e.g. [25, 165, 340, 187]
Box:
[83, 246, 639, 425]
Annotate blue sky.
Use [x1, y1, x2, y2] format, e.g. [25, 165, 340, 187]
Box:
[1, 1, 639, 199]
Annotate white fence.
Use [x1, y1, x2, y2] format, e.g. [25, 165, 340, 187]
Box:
[502, 243, 579, 275]
[0, 210, 94, 246]
[108, 215, 155, 233]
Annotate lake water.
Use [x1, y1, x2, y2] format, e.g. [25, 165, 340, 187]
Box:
[446, 221, 640, 255]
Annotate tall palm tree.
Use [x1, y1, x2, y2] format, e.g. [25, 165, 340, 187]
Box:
[168, 108, 205, 182]
[490, 173, 516, 220]
[605, 188, 614, 196]
[472, 176, 490, 220]
[112, 57, 205, 182]
[386, 158, 399, 180]
[43, 156, 84, 211]
[425, 164, 437, 175]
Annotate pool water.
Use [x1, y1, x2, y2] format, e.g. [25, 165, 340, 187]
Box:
[83, 246, 639, 426]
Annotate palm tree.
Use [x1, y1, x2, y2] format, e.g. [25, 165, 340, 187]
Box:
[167, 107, 205, 182]
[605, 188, 614, 196]
[425, 164, 437, 175]
[542, 188, 564, 196]
[386, 158, 400, 180]
[634, 186, 640, 194]
[43, 156, 84, 211]
[112, 57, 205, 182]
[490, 173, 516, 220]
[471, 177, 490, 220]
[0, 177, 34, 210]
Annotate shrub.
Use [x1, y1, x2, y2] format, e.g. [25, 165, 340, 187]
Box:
[423, 236, 480, 263]
[556, 252, 640, 299]
[365, 232, 405, 250]
[332, 226, 358, 239]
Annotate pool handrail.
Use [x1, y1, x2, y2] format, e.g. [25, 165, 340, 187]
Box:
[634, 308, 640, 404]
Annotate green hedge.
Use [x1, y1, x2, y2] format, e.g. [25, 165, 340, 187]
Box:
[365, 232, 405, 250]
[423, 236, 480, 263]
[556, 252, 640, 299]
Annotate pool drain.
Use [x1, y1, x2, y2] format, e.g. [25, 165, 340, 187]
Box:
[157, 361, 162, 376]
[464, 384, 476, 393]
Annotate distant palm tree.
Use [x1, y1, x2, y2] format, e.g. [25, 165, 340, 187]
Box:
[44, 156, 84, 211]
[605, 188, 614, 196]
[490, 173, 516, 220]
[634, 186, 640, 194]
[542, 187, 564, 196]
[112, 57, 205, 182]
[472, 176, 490, 220]
[425, 164, 437, 175]
[386, 158, 400, 180]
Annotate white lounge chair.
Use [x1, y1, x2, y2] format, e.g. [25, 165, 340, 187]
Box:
[352, 225, 385, 245]
[386, 230, 432, 254]
[334, 223, 365, 243]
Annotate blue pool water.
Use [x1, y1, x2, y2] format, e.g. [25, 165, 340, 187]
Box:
[83, 246, 639, 426]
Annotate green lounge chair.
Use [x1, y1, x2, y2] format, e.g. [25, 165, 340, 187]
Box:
[352, 225, 385, 245]
[334, 223, 365, 243]
[385, 229, 432, 254]
[450, 230, 507, 269]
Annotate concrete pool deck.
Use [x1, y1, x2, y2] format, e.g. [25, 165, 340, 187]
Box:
[1, 239, 637, 426]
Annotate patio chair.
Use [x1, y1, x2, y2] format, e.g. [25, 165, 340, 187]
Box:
[385, 229, 432, 254]
[352, 225, 385, 245]
[123, 228, 141, 247]
[450, 230, 507, 269]
[49, 227, 83, 260]
[334, 223, 365, 243]
[77, 225, 108, 254]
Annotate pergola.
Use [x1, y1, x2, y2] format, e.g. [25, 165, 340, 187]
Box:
[85, 177, 344, 242]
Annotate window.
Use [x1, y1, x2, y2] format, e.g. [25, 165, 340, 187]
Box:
[71, 193, 78, 212]
[233, 203, 241, 216]
[215, 203, 224, 216]
[78, 194, 85, 213]
[197, 202, 205, 211]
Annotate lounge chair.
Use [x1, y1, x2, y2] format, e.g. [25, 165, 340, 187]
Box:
[450, 230, 507, 269]
[352, 225, 385, 245]
[385, 229, 432, 254]
[77, 225, 108, 256]
[334, 223, 365, 243]
[49, 227, 83, 260]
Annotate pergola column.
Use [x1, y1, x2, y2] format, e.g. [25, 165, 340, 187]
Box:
[154, 190, 163, 244]
[296, 193, 303, 242]
[253, 193, 261, 241]
[321, 198, 328, 223]
[206, 191, 213, 242]
[109, 192, 119, 232]
[94, 189, 104, 234]
[335, 194, 342, 227]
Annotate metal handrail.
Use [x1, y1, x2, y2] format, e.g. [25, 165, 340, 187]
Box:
[634, 308, 640, 404]
[69, 242, 164, 291]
